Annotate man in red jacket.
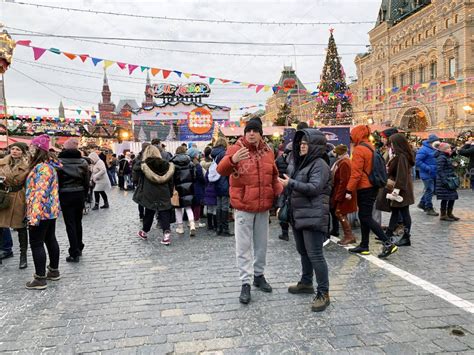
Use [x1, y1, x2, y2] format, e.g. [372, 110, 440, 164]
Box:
[217, 117, 283, 304]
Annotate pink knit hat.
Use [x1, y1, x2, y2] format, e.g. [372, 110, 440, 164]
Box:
[63, 138, 79, 150]
[438, 142, 452, 153]
[31, 134, 50, 152]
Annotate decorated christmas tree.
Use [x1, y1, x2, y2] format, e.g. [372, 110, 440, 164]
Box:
[166, 122, 177, 141]
[316, 29, 352, 125]
[275, 103, 293, 126]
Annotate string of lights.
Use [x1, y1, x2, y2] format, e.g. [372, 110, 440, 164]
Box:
[10, 2, 375, 26]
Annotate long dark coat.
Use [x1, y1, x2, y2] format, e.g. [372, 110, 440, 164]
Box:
[170, 153, 195, 207]
[435, 151, 458, 201]
[387, 153, 415, 208]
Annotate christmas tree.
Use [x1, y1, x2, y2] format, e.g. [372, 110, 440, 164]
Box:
[275, 103, 293, 126]
[166, 122, 176, 141]
[316, 29, 352, 125]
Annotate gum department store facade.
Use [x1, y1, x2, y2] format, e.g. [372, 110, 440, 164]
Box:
[351, 0, 474, 133]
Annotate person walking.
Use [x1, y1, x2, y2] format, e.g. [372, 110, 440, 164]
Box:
[459, 137, 474, 190]
[345, 125, 398, 258]
[415, 134, 440, 216]
[57, 138, 90, 262]
[217, 117, 283, 304]
[134, 145, 175, 245]
[25, 134, 61, 290]
[211, 138, 233, 236]
[89, 152, 111, 210]
[275, 142, 292, 241]
[171, 146, 196, 236]
[201, 146, 217, 230]
[436, 143, 460, 221]
[279, 129, 332, 312]
[331, 144, 358, 246]
[188, 148, 206, 228]
[0, 142, 31, 269]
[385, 133, 415, 246]
[106, 153, 118, 186]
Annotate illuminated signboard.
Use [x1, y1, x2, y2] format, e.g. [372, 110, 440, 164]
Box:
[188, 107, 213, 134]
[147, 82, 211, 102]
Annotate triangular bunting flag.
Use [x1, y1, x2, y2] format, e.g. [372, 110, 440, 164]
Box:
[255, 85, 264, 93]
[63, 52, 77, 60]
[173, 71, 182, 77]
[76, 110, 82, 115]
[219, 79, 230, 84]
[103, 60, 114, 69]
[32, 47, 47, 60]
[140, 66, 149, 72]
[263, 86, 270, 92]
[49, 48, 61, 55]
[209, 77, 215, 85]
[151, 68, 160, 76]
[15, 40, 31, 47]
[116, 62, 127, 70]
[247, 84, 256, 88]
[91, 57, 103, 66]
[184, 73, 192, 79]
[162, 70, 171, 79]
[128, 64, 139, 74]
[79, 54, 89, 62]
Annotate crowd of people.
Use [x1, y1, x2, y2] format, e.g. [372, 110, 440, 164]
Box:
[0, 123, 472, 311]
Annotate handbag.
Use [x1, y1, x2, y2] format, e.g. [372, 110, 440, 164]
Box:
[171, 189, 180, 207]
[0, 189, 11, 209]
[277, 202, 289, 223]
[445, 176, 460, 190]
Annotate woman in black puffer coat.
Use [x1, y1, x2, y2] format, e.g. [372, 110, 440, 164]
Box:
[278, 128, 332, 313]
[133, 145, 175, 245]
[435, 143, 459, 221]
[171, 146, 196, 236]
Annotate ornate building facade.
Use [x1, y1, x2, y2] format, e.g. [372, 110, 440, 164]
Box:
[351, 0, 474, 133]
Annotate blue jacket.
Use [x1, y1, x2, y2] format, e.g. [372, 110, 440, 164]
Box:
[416, 140, 437, 179]
[435, 151, 458, 201]
[192, 162, 206, 205]
[210, 146, 229, 197]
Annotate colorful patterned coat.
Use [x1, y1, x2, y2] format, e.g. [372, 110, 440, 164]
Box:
[26, 158, 62, 226]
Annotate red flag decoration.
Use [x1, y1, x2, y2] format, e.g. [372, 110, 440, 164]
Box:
[79, 54, 89, 62]
[16, 40, 32, 47]
[219, 79, 231, 83]
[162, 70, 171, 79]
[63, 52, 77, 60]
[151, 68, 160, 76]
[128, 64, 138, 74]
[116, 62, 127, 70]
[255, 85, 264, 93]
[32, 47, 47, 60]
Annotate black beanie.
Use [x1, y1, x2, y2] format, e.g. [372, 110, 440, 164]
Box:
[244, 117, 263, 136]
[9, 142, 28, 154]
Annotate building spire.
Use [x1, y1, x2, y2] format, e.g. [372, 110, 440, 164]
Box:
[146, 70, 150, 85]
[103, 68, 108, 85]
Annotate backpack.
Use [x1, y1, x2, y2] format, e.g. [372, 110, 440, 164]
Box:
[208, 159, 221, 182]
[359, 142, 388, 188]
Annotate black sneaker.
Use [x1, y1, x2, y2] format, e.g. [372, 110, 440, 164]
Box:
[66, 256, 80, 263]
[288, 282, 315, 294]
[239, 284, 251, 304]
[378, 242, 398, 258]
[253, 275, 272, 293]
[425, 208, 439, 216]
[26, 274, 47, 290]
[278, 233, 289, 241]
[0, 250, 14, 259]
[417, 202, 426, 211]
[348, 246, 370, 255]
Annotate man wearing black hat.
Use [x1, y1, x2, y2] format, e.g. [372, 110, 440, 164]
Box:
[218, 117, 283, 305]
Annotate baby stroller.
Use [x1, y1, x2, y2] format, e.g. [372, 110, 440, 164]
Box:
[83, 181, 95, 215]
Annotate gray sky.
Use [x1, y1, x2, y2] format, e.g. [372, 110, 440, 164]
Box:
[1, 0, 381, 120]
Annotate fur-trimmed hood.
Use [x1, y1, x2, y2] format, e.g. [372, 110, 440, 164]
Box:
[142, 158, 174, 184]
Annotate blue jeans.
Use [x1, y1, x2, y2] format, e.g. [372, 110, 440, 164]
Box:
[292, 228, 329, 294]
[420, 178, 435, 209]
[107, 168, 117, 186]
[1, 228, 13, 253]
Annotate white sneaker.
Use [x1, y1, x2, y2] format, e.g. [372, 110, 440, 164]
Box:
[323, 238, 331, 247]
[176, 224, 184, 234]
[189, 221, 196, 237]
[198, 222, 207, 228]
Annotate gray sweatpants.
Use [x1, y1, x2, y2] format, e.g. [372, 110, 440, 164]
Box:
[234, 209, 270, 285]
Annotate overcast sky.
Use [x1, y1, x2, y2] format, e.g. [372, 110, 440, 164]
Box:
[1, 0, 381, 120]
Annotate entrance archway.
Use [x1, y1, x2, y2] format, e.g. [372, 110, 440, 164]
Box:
[399, 108, 428, 131]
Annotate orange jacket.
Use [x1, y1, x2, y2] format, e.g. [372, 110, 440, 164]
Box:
[346, 125, 374, 192]
[217, 137, 283, 213]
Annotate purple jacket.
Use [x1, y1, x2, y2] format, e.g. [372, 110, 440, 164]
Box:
[204, 170, 217, 206]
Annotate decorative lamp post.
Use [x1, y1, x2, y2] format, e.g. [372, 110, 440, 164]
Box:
[0, 24, 16, 146]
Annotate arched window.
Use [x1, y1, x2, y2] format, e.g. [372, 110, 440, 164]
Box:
[425, 29, 429, 38]
[410, 69, 416, 85]
[419, 65, 426, 83]
[445, 19, 449, 29]
[433, 26, 437, 35]
[430, 61, 437, 80]
[412, 37, 415, 45]
[454, 14, 458, 24]
[418, 33, 422, 42]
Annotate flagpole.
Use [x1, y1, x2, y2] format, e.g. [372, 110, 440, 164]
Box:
[1, 74, 8, 147]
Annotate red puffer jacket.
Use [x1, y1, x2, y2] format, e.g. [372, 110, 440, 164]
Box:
[217, 137, 283, 213]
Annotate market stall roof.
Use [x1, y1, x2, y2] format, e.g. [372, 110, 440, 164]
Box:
[220, 126, 288, 137]
[0, 136, 32, 149]
[410, 131, 457, 139]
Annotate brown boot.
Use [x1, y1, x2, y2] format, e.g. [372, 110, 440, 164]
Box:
[337, 214, 357, 246]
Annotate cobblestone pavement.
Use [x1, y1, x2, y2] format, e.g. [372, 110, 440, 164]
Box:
[0, 182, 473, 354]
